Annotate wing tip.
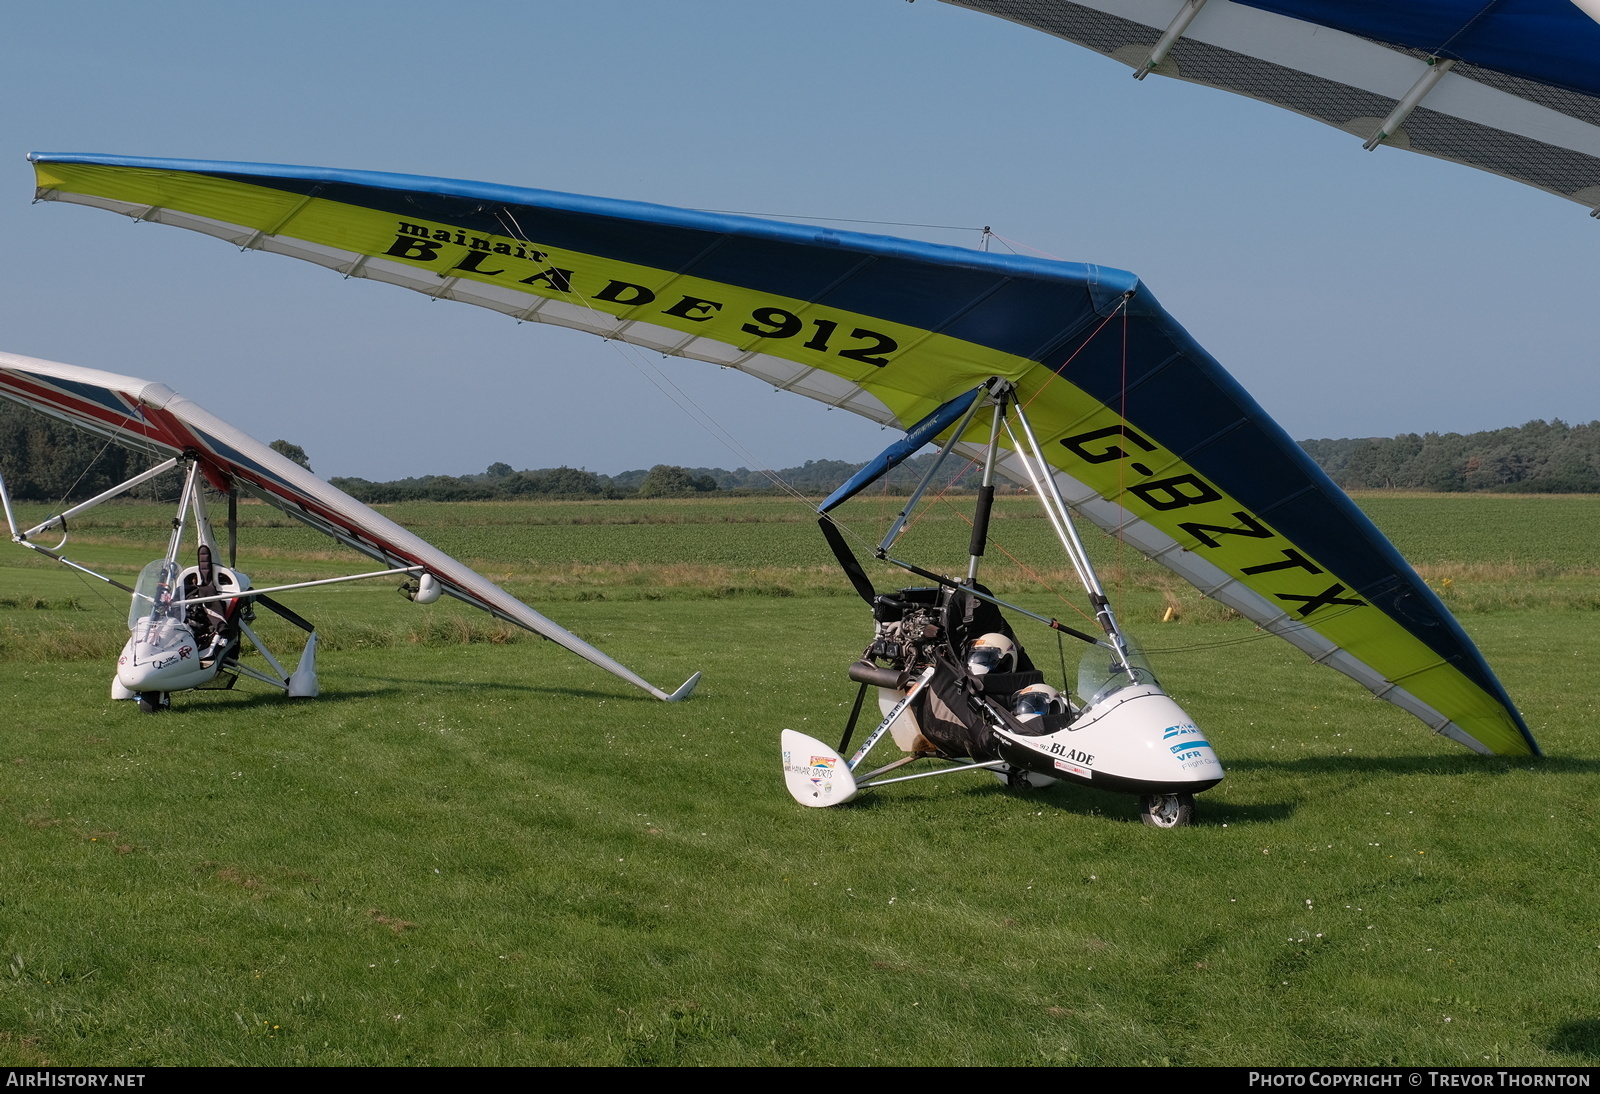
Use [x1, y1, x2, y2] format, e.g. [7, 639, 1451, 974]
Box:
[663, 671, 701, 703]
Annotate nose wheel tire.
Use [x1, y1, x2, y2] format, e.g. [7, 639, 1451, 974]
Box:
[1140, 792, 1195, 828]
[136, 692, 170, 715]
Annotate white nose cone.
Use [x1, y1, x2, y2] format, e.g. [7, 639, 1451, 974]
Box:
[117, 620, 212, 692]
[781, 729, 858, 807]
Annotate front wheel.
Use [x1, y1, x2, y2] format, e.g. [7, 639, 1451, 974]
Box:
[136, 692, 169, 715]
[1140, 792, 1194, 828]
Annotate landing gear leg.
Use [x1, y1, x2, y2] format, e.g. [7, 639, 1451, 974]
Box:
[1140, 792, 1194, 828]
[137, 692, 170, 715]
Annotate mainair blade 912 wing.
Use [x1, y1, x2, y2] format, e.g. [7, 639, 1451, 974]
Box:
[0, 350, 699, 704]
[27, 153, 1537, 755]
[941, 0, 1600, 214]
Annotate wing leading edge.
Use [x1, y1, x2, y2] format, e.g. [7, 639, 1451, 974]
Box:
[24, 154, 1534, 754]
[0, 349, 699, 703]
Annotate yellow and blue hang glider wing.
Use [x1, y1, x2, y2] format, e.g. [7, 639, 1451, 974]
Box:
[28, 152, 1538, 756]
[942, 0, 1600, 214]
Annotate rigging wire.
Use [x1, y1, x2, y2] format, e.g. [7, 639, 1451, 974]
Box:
[22, 403, 162, 613]
[66, 554, 119, 613]
[984, 231, 1070, 261]
[898, 451, 980, 539]
[1018, 303, 1124, 415]
[1138, 594, 1370, 656]
[691, 209, 987, 235]
[53, 428, 122, 511]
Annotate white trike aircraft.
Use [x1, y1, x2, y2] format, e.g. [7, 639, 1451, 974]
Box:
[782, 379, 1222, 827]
[0, 351, 699, 713]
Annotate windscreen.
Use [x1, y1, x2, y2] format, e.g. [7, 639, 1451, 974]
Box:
[1077, 637, 1161, 707]
[128, 559, 181, 631]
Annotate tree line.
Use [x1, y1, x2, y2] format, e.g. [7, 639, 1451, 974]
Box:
[3, 401, 1598, 503]
[1299, 419, 1600, 493]
[326, 456, 975, 502]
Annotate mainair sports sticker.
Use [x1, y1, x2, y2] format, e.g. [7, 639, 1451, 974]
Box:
[782, 750, 837, 791]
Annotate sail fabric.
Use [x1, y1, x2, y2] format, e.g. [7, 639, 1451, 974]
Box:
[0, 349, 693, 702]
[27, 153, 1537, 755]
[944, 0, 1600, 212]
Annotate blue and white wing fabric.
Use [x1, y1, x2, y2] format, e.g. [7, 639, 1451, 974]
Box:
[944, 0, 1600, 213]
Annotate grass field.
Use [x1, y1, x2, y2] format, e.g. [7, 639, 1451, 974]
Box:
[1, 491, 1597, 1065]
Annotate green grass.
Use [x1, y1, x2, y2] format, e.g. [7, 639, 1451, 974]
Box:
[0, 492, 1597, 1065]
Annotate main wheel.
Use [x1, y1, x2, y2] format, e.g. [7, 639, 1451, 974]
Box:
[1140, 792, 1195, 828]
[136, 692, 169, 715]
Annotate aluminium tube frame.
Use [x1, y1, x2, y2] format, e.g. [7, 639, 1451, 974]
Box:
[174, 566, 426, 608]
[965, 388, 1008, 585]
[165, 460, 202, 564]
[877, 382, 993, 558]
[1005, 401, 1135, 673]
[18, 457, 181, 547]
[1, 457, 187, 592]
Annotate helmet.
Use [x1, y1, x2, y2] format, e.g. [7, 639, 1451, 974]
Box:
[966, 632, 1017, 676]
[1013, 683, 1066, 719]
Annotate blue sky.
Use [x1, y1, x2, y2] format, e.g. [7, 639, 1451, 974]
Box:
[1, 1, 1593, 478]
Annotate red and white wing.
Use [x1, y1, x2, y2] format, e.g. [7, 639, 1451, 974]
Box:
[0, 349, 698, 702]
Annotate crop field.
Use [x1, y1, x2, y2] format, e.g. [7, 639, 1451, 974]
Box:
[0, 490, 1597, 1065]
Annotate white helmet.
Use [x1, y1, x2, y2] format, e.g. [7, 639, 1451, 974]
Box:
[1013, 683, 1066, 719]
[966, 632, 1017, 676]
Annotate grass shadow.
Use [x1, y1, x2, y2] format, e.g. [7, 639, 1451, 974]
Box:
[126, 675, 632, 715]
[343, 673, 646, 703]
[1223, 754, 1600, 777]
[1548, 1019, 1600, 1059]
[1039, 782, 1295, 827]
[183, 685, 400, 708]
[849, 761, 1294, 826]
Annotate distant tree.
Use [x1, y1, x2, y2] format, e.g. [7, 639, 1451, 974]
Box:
[503, 466, 616, 497]
[486, 461, 514, 479]
[270, 440, 313, 472]
[0, 401, 188, 501]
[635, 464, 717, 497]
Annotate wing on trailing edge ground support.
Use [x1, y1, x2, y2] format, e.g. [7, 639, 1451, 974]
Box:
[0, 350, 699, 703]
[26, 153, 1537, 755]
[940, 0, 1600, 213]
